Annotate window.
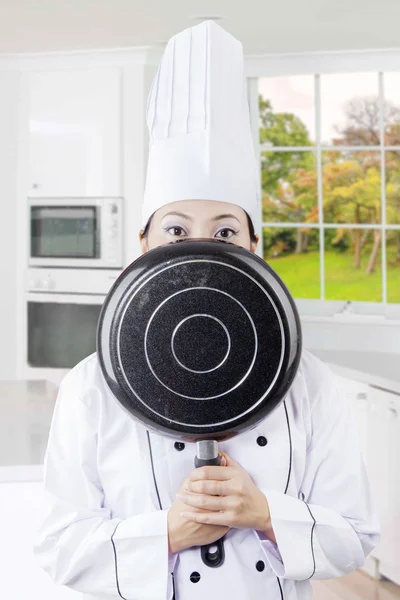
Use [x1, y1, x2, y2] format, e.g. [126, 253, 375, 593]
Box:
[254, 72, 400, 309]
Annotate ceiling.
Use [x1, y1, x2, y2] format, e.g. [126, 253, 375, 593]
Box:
[1, 0, 399, 55]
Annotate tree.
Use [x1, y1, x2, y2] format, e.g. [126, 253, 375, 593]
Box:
[332, 96, 400, 273]
[259, 97, 313, 148]
[322, 153, 381, 270]
[332, 95, 400, 147]
[260, 97, 317, 254]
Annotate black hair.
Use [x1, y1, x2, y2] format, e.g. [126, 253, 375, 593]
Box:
[141, 210, 257, 244]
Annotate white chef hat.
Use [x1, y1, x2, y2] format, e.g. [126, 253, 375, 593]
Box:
[141, 20, 260, 231]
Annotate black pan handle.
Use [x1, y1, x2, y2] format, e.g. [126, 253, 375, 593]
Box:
[194, 442, 225, 568]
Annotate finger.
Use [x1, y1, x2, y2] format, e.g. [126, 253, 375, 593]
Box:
[180, 510, 235, 527]
[187, 479, 241, 496]
[218, 451, 244, 470]
[177, 492, 234, 511]
[188, 465, 236, 482]
[187, 479, 225, 496]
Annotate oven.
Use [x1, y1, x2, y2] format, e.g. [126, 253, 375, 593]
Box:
[28, 197, 123, 269]
[28, 292, 103, 367]
[22, 269, 120, 384]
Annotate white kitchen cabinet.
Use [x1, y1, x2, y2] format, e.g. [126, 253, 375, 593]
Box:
[0, 481, 79, 599]
[338, 376, 370, 464]
[336, 376, 381, 579]
[366, 387, 400, 584]
[28, 67, 121, 197]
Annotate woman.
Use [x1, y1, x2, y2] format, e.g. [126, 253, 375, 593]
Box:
[33, 21, 379, 600]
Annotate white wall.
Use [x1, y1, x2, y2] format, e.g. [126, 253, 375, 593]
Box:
[122, 62, 158, 265]
[0, 71, 20, 379]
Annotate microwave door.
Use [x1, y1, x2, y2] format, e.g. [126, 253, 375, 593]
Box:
[29, 205, 101, 268]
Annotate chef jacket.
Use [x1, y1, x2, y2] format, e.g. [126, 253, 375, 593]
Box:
[33, 349, 380, 600]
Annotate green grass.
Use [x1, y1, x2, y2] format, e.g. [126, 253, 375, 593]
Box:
[266, 250, 400, 303]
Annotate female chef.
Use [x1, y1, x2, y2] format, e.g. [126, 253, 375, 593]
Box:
[33, 20, 380, 600]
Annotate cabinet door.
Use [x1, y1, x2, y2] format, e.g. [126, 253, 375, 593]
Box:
[0, 481, 79, 599]
[366, 387, 400, 583]
[337, 376, 369, 464]
[28, 68, 121, 197]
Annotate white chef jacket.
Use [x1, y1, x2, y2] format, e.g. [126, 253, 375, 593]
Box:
[33, 349, 379, 600]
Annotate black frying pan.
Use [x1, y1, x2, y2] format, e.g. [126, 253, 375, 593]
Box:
[97, 238, 302, 567]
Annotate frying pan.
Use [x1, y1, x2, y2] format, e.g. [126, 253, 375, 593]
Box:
[97, 238, 302, 568]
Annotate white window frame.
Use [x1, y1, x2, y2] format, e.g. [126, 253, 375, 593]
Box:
[245, 49, 400, 318]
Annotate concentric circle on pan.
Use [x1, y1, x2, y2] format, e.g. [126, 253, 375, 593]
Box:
[97, 239, 302, 441]
[170, 314, 231, 374]
[143, 287, 258, 399]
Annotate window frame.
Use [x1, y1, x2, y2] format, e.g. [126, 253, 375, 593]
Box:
[245, 49, 400, 316]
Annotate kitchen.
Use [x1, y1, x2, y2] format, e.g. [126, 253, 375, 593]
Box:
[0, 2, 400, 599]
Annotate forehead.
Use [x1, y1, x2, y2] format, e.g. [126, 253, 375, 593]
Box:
[156, 199, 246, 220]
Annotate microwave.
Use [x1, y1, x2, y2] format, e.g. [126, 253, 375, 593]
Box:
[28, 197, 123, 268]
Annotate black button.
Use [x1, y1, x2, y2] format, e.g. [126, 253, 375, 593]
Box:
[174, 442, 185, 451]
[257, 436, 268, 447]
[190, 571, 201, 583]
[256, 560, 265, 572]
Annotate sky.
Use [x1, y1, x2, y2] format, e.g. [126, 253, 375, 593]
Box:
[258, 72, 400, 145]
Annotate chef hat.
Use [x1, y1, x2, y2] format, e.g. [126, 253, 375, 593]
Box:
[141, 20, 260, 230]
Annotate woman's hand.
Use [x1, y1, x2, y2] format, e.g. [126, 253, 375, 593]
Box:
[176, 451, 276, 543]
[167, 476, 230, 554]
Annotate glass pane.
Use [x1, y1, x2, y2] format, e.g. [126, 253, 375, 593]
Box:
[262, 151, 317, 223]
[324, 228, 382, 301]
[384, 73, 400, 146]
[258, 76, 315, 146]
[320, 73, 379, 146]
[263, 227, 320, 299]
[386, 151, 400, 224]
[387, 229, 400, 303]
[322, 151, 381, 224]
[31, 206, 97, 258]
[28, 302, 102, 368]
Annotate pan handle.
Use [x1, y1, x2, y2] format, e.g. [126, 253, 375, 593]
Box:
[194, 441, 226, 568]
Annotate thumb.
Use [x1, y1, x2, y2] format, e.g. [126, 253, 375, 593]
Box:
[219, 450, 242, 469]
[220, 455, 227, 466]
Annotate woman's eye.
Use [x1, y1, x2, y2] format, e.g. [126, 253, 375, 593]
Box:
[216, 228, 236, 239]
[167, 226, 186, 237]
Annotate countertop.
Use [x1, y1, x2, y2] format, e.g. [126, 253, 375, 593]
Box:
[311, 349, 400, 396]
[0, 349, 399, 482]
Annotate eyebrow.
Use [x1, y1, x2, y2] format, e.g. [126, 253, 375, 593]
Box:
[162, 211, 240, 223]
